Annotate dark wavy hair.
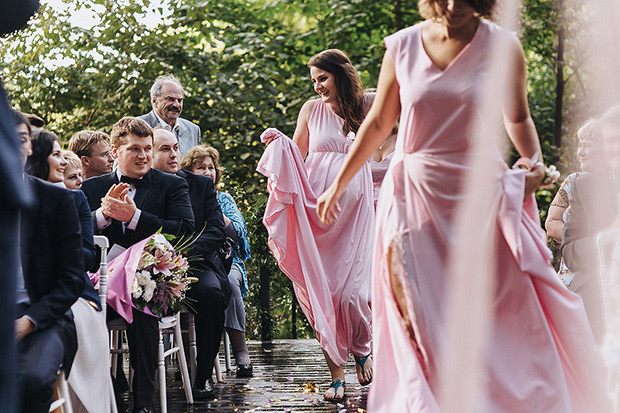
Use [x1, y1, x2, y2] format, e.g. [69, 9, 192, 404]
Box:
[419, 0, 496, 19]
[26, 129, 59, 180]
[308, 49, 365, 135]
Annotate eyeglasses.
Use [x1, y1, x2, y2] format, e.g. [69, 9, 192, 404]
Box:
[90, 151, 111, 158]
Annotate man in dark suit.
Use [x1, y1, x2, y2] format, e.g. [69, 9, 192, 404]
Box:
[138, 75, 201, 157]
[1, 3, 39, 411]
[13, 110, 85, 413]
[562, 107, 620, 345]
[151, 128, 230, 398]
[81, 117, 194, 413]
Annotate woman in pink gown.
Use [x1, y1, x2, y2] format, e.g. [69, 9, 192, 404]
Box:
[258, 49, 374, 402]
[317, 1, 611, 411]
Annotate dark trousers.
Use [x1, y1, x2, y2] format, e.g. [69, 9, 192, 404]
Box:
[0, 211, 18, 413]
[108, 307, 158, 410]
[16, 302, 76, 413]
[187, 268, 227, 386]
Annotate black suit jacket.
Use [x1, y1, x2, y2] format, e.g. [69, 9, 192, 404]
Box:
[20, 176, 85, 331]
[81, 168, 195, 249]
[177, 170, 230, 297]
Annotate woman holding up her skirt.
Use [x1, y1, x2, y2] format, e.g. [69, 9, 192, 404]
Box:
[258, 49, 375, 402]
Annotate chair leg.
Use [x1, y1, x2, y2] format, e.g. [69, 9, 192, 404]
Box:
[188, 314, 197, 383]
[57, 372, 74, 413]
[214, 352, 223, 383]
[110, 330, 119, 379]
[158, 329, 167, 413]
[223, 331, 232, 373]
[174, 315, 194, 404]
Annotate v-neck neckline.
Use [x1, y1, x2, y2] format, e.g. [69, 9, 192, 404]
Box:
[420, 19, 483, 73]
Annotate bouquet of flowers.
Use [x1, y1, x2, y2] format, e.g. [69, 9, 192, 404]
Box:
[130, 231, 198, 317]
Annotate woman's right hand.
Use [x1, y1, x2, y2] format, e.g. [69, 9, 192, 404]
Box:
[316, 183, 344, 225]
[260, 127, 287, 146]
[523, 162, 545, 201]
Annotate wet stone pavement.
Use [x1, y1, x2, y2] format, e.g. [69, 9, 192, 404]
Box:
[121, 339, 369, 412]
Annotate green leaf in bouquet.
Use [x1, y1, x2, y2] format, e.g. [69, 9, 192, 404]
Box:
[138, 251, 158, 269]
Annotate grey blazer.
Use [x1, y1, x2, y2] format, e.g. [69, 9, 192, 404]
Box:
[138, 110, 201, 157]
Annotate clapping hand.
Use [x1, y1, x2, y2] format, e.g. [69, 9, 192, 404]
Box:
[101, 183, 136, 222]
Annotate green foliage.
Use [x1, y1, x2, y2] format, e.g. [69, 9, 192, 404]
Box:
[2, 0, 568, 339]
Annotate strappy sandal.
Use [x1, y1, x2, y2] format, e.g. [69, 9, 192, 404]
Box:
[324, 379, 345, 402]
[354, 354, 373, 386]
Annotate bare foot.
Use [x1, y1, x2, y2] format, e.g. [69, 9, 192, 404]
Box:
[355, 354, 373, 385]
[324, 379, 345, 402]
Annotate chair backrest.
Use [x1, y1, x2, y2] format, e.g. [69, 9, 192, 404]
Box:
[93, 235, 110, 318]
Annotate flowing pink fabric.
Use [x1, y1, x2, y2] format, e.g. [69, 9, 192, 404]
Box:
[368, 20, 612, 412]
[92, 235, 156, 323]
[257, 100, 374, 365]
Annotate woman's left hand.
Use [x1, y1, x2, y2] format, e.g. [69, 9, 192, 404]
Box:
[316, 183, 344, 225]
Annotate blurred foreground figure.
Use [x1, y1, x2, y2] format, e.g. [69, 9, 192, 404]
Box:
[316, 0, 612, 411]
[563, 106, 620, 408]
[0, 1, 39, 412]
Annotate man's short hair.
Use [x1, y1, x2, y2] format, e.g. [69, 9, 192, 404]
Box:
[67, 130, 111, 158]
[24, 113, 45, 128]
[150, 75, 185, 100]
[9, 109, 31, 136]
[110, 117, 153, 148]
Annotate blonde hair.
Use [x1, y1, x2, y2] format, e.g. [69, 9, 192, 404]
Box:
[180, 144, 223, 185]
[67, 130, 110, 158]
[418, 0, 496, 19]
[61, 150, 82, 170]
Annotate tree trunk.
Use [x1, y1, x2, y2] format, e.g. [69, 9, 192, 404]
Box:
[395, 0, 403, 31]
[553, 17, 565, 152]
[259, 264, 272, 342]
[291, 289, 297, 339]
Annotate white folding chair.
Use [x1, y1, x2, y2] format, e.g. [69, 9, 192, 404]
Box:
[158, 313, 193, 412]
[184, 312, 227, 383]
[48, 369, 73, 413]
[93, 235, 119, 413]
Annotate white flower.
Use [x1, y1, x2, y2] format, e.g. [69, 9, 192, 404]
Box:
[153, 233, 169, 252]
[132, 277, 143, 299]
[142, 278, 157, 302]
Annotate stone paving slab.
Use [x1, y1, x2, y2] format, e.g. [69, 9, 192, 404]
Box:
[121, 339, 369, 412]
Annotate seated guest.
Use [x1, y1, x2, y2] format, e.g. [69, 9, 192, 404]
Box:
[12, 110, 85, 413]
[138, 75, 200, 157]
[181, 145, 253, 378]
[152, 129, 229, 398]
[61, 150, 83, 190]
[563, 108, 620, 345]
[67, 130, 114, 180]
[546, 119, 600, 287]
[26, 128, 115, 411]
[81, 117, 194, 413]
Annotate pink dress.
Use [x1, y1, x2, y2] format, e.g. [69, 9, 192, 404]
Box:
[257, 99, 374, 365]
[369, 20, 611, 412]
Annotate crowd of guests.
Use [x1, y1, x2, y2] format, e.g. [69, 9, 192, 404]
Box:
[6, 0, 620, 412]
[11, 74, 252, 413]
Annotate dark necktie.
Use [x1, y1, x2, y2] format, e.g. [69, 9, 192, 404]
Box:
[120, 175, 143, 188]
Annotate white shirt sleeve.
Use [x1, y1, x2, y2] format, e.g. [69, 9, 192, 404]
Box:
[95, 207, 112, 230]
[126, 209, 142, 231]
